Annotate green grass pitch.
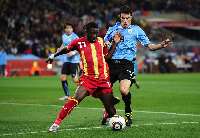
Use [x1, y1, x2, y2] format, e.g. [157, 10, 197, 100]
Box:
[0, 73, 200, 138]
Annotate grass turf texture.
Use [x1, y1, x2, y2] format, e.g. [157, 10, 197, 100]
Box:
[0, 73, 199, 138]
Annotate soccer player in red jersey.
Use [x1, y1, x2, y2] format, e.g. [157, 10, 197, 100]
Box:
[46, 22, 123, 132]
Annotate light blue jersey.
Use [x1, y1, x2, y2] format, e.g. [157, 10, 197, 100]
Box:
[0, 50, 7, 65]
[62, 32, 80, 63]
[104, 22, 151, 61]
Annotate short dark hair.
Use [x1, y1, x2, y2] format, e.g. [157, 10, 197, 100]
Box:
[120, 5, 132, 15]
[65, 22, 73, 28]
[85, 22, 98, 32]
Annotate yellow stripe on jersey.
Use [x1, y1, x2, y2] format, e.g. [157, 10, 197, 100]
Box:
[98, 37, 108, 78]
[91, 43, 99, 78]
[103, 57, 108, 78]
[81, 50, 88, 76]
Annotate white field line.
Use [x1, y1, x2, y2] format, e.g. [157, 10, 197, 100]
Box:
[1, 102, 200, 117]
[0, 122, 199, 137]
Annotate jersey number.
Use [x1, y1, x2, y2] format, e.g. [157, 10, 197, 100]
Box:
[78, 42, 86, 48]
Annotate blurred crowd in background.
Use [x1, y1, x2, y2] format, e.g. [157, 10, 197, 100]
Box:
[0, 0, 200, 73]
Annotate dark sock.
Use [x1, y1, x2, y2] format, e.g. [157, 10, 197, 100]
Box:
[62, 81, 69, 96]
[122, 92, 132, 113]
[130, 79, 136, 87]
[132, 79, 136, 84]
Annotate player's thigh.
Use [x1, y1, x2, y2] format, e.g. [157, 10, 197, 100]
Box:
[118, 64, 134, 94]
[109, 68, 120, 85]
[61, 62, 70, 76]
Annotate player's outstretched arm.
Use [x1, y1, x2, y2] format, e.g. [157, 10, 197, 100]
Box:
[105, 30, 123, 61]
[46, 47, 70, 64]
[148, 39, 172, 51]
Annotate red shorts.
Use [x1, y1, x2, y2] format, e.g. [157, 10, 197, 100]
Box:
[77, 75, 113, 96]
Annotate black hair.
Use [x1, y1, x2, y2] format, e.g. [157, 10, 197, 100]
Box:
[120, 5, 132, 15]
[65, 22, 73, 28]
[85, 22, 98, 32]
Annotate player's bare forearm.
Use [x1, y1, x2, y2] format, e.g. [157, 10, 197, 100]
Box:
[105, 31, 123, 61]
[148, 39, 172, 51]
[46, 47, 69, 64]
[55, 47, 69, 56]
[105, 42, 117, 61]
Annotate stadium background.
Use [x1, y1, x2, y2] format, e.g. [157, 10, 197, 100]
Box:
[0, 0, 200, 76]
[0, 1, 200, 137]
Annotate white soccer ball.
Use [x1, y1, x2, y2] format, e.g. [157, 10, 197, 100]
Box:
[109, 115, 126, 131]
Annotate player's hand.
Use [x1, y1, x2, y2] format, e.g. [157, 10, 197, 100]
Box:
[104, 41, 111, 47]
[161, 39, 173, 48]
[46, 54, 55, 64]
[46, 57, 53, 64]
[113, 30, 123, 44]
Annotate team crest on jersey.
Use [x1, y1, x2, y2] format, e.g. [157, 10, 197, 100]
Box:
[68, 38, 72, 42]
[128, 29, 132, 34]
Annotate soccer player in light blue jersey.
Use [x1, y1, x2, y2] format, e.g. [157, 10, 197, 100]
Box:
[102, 5, 172, 126]
[58, 23, 80, 101]
[0, 47, 7, 77]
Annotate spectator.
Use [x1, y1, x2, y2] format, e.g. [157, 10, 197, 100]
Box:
[30, 61, 41, 76]
[157, 52, 168, 73]
[143, 54, 151, 73]
[191, 53, 200, 72]
[191, 53, 200, 63]
[0, 47, 7, 77]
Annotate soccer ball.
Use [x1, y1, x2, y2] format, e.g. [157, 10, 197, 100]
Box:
[109, 115, 126, 131]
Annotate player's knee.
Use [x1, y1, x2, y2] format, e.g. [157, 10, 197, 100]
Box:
[72, 78, 79, 83]
[120, 88, 129, 95]
[61, 75, 67, 81]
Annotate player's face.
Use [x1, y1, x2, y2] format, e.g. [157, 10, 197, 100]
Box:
[86, 28, 99, 43]
[65, 25, 73, 36]
[120, 13, 132, 28]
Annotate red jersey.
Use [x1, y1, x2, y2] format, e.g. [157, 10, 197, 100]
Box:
[67, 37, 109, 80]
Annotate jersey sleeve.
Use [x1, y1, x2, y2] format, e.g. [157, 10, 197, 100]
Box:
[104, 27, 114, 43]
[67, 39, 78, 51]
[137, 26, 151, 47]
[61, 35, 65, 45]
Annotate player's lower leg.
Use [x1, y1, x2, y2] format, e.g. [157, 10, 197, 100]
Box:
[122, 92, 132, 126]
[101, 98, 119, 125]
[101, 108, 116, 125]
[131, 78, 139, 89]
[49, 98, 78, 132]
[59, 80, 71, 100]
[101, 109, 108, 125]
[100, 97, 119, 125]
[113, 97, 120, 105]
